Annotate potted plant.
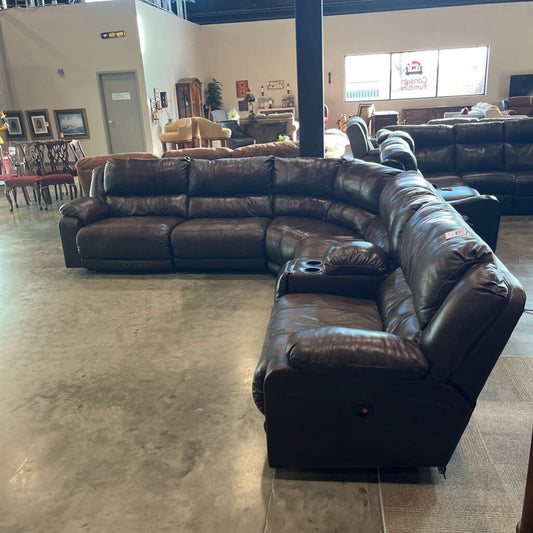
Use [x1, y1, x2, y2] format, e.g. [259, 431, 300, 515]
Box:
[205, 79, 223, 115]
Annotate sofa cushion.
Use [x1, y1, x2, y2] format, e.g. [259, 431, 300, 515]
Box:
[104, 157, 189, 196]
[504, 119, 533, 171]
[461, 172, 516, 195]
[455, 122, 505, 173]
[379, 173, 441, 259]
[171, 217, 270, 258]
[162, 147, 233, 159]
[103, 158, 189, 217]
[333, 160, 401, 214]
[273, 157, 341, 198]
[399, 202, 493, 328]
[378, 268, 420, 340]
[77, 216, 183, 263]
[252, 292, 383, 413]
[266, 216, 359, 267]
[232, 141, 299, 158]
[188, 157, 273, 218]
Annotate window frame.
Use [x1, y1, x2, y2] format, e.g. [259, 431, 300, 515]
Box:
[344, 45, 489, 103]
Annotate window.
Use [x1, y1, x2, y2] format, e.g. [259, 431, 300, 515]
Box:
[345, 53, 390, 102]
[437, 47, 488, 97]
[345, 46, 488, 101]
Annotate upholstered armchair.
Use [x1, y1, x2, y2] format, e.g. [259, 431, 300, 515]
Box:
[159, 118, 193, 151]
[193, 117, 231, 147]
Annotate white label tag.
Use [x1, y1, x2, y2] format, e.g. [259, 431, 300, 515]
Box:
[444, 228, 468, 240]
[112, 92, 131, 101]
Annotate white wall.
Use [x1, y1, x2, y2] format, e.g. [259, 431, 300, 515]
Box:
[0, 0, 146, 156]
[204, 2, 533, 125]
[203, 19, 298, 116]
[1, 1, 532, 158]
[135, 0, 207, 154]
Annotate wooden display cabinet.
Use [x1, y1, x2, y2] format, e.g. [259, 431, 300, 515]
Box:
[175, 77, 203, 118]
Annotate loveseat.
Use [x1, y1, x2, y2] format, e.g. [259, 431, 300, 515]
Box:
[379, 119, 533, 214]
[58, 157, 525, 470]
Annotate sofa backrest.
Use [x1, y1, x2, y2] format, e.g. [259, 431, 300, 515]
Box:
[272, 157, 342, 219]
[380, 174, 524, 400]
[504, 119, 533, 171]
[98, 157, 401, 238]
[103, 158, 189, 217]
[455, 121, 505, 173]
[188, 157, 273, 218]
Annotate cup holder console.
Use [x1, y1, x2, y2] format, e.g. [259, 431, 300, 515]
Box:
[304, 266, 322, 273]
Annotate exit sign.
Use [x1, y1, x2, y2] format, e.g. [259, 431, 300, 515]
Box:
[101, 31, 126, 39]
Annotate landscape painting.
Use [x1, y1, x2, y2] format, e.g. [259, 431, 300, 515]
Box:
[54, 108, 90, 139]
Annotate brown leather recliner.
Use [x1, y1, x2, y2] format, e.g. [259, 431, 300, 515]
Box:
[252, 173, 525, 469]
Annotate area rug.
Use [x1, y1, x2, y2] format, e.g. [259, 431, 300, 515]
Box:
[380, 355, 533, 533]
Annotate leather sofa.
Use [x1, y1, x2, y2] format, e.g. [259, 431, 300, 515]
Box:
[59, 156, 400, 272]
[58, 156, 524, 470]
[378, 119, 533, 214]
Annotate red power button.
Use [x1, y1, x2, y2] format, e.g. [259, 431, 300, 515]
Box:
[355, 402, 373, 418]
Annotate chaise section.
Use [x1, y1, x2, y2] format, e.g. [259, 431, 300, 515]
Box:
[252, 292, 384, 414]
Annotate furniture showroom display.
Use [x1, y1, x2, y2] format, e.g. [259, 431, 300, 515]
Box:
[378, 119, 533, 215]
[58, 156, 525, 470]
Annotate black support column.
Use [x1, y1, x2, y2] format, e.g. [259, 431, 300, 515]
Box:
[295, 0, 324, 157]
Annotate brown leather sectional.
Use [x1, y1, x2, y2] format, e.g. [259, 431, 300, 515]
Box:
[58, 156, 525, 470]
[379, 119, 533, 214]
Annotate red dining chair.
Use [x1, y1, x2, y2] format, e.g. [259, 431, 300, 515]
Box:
[2, 142, 42, 211]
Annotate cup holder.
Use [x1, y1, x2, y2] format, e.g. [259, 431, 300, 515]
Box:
[304, 267, 322, 273]
[305, 260, 322, 266]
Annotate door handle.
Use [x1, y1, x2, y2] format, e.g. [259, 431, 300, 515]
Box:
[108, 120, 115, 125]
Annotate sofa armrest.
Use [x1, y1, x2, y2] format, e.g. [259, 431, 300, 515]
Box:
[275, 258, 386, 300]
[379, 138, 418, 171]
[59, 197, 110, 225]
[449, 194, 501, 251]
[287, 327, 428, 378]
[323, 241, 388, 275]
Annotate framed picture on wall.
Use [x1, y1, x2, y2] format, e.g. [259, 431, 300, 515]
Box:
[236, 80, 249, 99]
[26, 109, 53, 139]
[54, 108, 90, 139]
[3, 110, 26, 140]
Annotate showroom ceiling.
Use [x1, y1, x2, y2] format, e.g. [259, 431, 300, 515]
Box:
[186, 0, 529, 24]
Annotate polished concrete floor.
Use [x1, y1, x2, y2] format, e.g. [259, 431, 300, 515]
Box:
[0, 195, 531, 532]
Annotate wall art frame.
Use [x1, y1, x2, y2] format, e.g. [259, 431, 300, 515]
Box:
[54, 108, 90, 139]
[26, 109, 53, 139]
[3, 110, 26, 140]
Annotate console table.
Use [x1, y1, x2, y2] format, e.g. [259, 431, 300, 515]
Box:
[402, 105, 465, 124]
